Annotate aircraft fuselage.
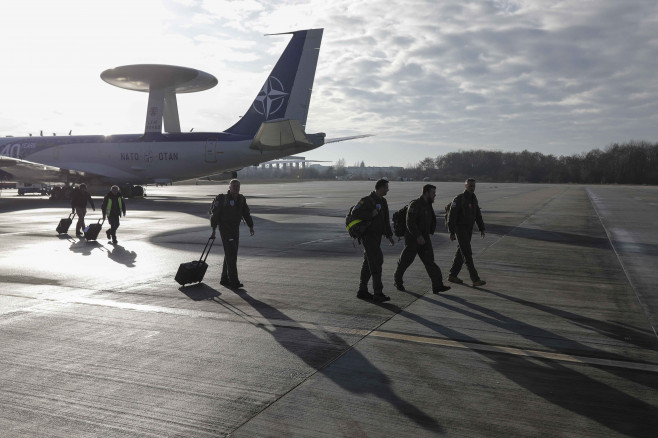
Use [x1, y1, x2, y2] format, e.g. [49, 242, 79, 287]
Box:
[0, 132, 314, 185]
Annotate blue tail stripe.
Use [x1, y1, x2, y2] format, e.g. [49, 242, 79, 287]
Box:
[225, 31, 308, 136]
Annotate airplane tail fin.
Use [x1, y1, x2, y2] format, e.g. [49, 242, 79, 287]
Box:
[225, 28, 323, 137]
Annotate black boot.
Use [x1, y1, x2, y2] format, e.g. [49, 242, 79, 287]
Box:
[357, 289, 373, 300]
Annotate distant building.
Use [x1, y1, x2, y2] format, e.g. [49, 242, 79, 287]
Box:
[239, 157, 403, 180]
[343, 166, 404, 179]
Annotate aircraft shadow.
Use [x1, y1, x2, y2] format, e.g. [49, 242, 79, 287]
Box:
[213, 290, 443, 433]
[150, 218, 354, 259]
[486, 223, 658, 255]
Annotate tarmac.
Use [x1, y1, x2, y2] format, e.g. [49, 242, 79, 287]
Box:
[0, 181, 657, 437]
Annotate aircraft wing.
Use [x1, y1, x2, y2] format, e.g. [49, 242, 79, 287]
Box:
[324, 134, 372, 144]
[0, 155, 84, 182]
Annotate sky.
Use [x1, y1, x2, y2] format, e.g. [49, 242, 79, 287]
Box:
[0, 0, 657, 167]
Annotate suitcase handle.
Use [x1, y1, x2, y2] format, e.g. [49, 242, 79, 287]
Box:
[199, 236, 215, 263]
[69, 212, 76, 220]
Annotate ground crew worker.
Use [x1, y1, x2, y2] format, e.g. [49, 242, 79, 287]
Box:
[394, 184, 450, 294]
[70, 183, 95, 236]
[447, 178, 486, 287]
[101, 185, 126, 245]
[353, 178, 395, 302]
[210, 179, 254, 288]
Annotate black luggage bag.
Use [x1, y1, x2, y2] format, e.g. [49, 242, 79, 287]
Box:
[56, 212, 76, 234]
[175, 237, 215, 286]
[84, 219, 104, 241]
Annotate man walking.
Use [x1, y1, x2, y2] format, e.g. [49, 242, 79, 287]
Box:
[70, 183, 95, 236]
[447, 178, 486, 287]
[394, 184, 450, 294]
[353, 178, 395, 302]
[101, 185, 126, 245]
[210, 179, 254, 288]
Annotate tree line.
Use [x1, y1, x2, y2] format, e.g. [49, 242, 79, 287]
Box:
[403, 141, 658, 184]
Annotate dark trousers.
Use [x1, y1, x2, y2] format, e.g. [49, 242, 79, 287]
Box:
[74, 207, 87, 233]
[394, 234, 444, 289]
[450, 228, 480, 281]
[359, 235, 383, 292]
[220, 232, 240, 284]
[108, 215, 120, 239]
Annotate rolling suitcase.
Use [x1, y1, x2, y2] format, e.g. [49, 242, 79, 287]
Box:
[56, 212, 76, 234]
[175, 237, 215, 286]
[84, 218, 104, 241]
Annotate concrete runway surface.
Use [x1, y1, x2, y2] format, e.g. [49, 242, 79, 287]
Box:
[1, 181, 657, 437]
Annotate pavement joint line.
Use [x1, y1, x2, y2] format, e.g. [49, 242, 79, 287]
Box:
[586, 187, 658, 343]
[18, 294, 377, 335]
[371, 330, 658, 372]
[478, 186, 570, 255]
[229, 295, 410, 436]
[14, 293, 658, 372]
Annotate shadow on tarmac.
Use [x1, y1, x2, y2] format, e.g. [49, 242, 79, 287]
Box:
[106, 244, 137, 267]
[68, 239, 103, 256]
[405, 290, 658, 437]
[213, 290, 444, 434]
[487, 223, 658, 255]
[179, 283, 221, 301]
[479, 288, 658, 350]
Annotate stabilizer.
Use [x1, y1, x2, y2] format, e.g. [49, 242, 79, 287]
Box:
[225, 29, 323, 137]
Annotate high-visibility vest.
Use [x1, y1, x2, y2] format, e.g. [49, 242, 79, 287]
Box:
[106, 197, 123, 216]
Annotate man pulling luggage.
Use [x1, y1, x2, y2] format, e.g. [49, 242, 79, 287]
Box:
[101, 185, 126, 245]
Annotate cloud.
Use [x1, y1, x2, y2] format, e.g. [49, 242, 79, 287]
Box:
[0, 0, 656, 166]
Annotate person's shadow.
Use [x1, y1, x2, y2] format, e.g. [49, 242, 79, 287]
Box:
[68, 238, 102, 256]
[411, 291, 658, 436]
[216, 290, 443, 433]
[106, 244, 137, 267]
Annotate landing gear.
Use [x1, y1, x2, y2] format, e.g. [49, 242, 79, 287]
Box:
[121, 184, 145, 198]
[49, 185, 73, 201]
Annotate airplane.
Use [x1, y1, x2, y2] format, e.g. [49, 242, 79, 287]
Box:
[0, 28, 368, 198]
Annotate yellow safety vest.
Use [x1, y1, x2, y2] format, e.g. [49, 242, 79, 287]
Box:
[106, 197, 123, 216]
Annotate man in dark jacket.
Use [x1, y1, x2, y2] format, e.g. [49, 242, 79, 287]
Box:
[352, 178, 395, 302]
[393, 184, 450, 294]
[101, 185, 126, 245]
[210, 179, 254, 288]
[447, 178, 486, 287]
[70, 183, 95, 236]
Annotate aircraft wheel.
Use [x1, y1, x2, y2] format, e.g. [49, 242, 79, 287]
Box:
[132, 185, 144, 197]
[121, 184, 134, 198]
[50, 186, 61, 200]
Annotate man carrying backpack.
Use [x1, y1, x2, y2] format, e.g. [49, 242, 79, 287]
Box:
[352, 178, 395, 302]
[210, 179, 254, 288]
[393, 184, 450, 294]
[447, 178, 486, 287]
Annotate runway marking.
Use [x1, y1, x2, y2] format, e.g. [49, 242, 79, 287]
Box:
[10, 292, 658, 373]
[586, 188, 658, 342]
[370, 330, 658, 373]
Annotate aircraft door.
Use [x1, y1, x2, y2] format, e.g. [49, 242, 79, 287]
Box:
[204, 139, 217, 163]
